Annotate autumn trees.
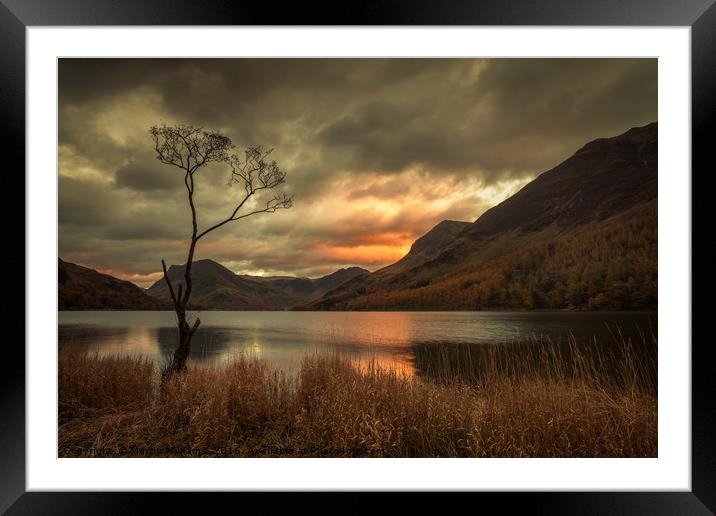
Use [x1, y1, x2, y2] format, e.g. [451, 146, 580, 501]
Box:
[150, 124, 292, 377]
[320, 202, 657, 312]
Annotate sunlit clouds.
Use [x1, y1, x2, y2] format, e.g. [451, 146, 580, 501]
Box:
[58, 58, 657, 287]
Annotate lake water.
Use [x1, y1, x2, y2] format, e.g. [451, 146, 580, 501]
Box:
[59, 311, 657, 378]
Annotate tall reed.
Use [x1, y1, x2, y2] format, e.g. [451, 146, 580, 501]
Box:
[58, 334, 657, 458]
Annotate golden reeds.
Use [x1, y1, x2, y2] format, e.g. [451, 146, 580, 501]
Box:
[58, 335, 657, 458]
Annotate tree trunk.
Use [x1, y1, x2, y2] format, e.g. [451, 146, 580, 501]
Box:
[167, 310, 193, 375]
[160, 244, 201, 381]
[164, 308, 201, 377]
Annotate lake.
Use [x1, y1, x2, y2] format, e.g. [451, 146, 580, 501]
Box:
[59, 311, 657, 379]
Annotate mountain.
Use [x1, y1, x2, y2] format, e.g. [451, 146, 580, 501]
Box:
[146, 259, 368, 310]
[305, 122, 658, 311]
[378, 220, 471, 275]
[247, 266, 371, 297]
[461, 122, 657, 238]
[146, 259, 263, 310]
[59, 258, 168, 310]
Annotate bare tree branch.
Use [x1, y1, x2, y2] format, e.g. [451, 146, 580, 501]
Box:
[232, 193, 294, 221]
[161, 259, 178, 309]
[189, 318, 201, 336]
[195, 146, 291, 241]
[150, 123, 233, 173]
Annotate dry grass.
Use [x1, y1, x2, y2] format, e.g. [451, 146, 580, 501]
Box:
[58, 347, 154, 425]
[58, 338, 657, 458]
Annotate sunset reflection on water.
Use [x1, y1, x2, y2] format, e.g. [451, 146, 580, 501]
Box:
[59, 310, 656, 380]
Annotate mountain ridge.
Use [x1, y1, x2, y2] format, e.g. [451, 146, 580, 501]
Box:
[58, 258, 170, 310]
[146, 259, 369, 310]
[304, 122, 657, 311]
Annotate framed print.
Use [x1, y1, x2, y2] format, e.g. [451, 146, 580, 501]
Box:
[4, 0, 710, 513]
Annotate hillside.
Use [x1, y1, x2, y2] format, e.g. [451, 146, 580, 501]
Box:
[58, 258, 169, 310]
[146, 259, 368, 310]
[305, 122, 658, 311]
[378, 220, 471, 275]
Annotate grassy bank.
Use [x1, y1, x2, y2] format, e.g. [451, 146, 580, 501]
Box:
[58, 338, 657, 458]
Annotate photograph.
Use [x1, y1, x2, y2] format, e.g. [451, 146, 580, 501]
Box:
[56, 57, 658, 459]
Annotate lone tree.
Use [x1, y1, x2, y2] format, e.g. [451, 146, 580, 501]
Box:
[150, 123, 292, 377]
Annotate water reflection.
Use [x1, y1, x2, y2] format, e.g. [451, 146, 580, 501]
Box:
[59, 310, 657, 380]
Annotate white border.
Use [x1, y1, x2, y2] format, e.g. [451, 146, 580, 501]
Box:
[27, 27, 691, 491]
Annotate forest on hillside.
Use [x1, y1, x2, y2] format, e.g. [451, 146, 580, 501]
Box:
[323, 202, 657, 311]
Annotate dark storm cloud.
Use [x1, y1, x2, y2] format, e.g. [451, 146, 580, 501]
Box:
[318, 58, 657, 177]
[59, 176, 119, 227]
[58, 58, 657, 284]
[59, 175, 189, 241]
[113, 160, 178, 191]
[463, 59, 658, 172]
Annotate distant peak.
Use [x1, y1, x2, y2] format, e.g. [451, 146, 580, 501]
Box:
[167, 258, 234, 276]
[169, 258, 220, 267]
[320, 266, 369, 278]
[575, 122, 657, 156]
[344, 266, 369, 272]
[434, 219, 470, 229]
[192, 258, 221, 265]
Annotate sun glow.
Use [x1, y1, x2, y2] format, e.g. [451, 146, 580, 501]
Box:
[317, 243, 410, 266]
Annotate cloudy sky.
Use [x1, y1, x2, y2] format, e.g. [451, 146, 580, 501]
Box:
[59, 58, 656, 287]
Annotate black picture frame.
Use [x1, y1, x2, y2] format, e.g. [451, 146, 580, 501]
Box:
[4, 1, 708, 513]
